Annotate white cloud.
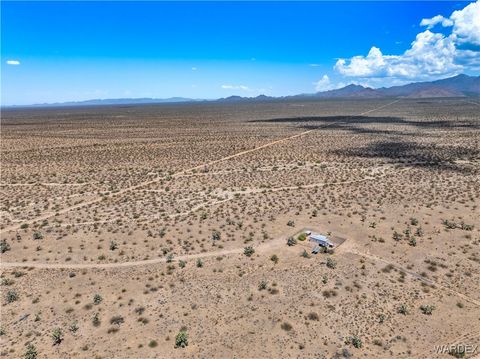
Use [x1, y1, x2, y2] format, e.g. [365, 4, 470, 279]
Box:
[221, 84, 250, 91]
[313, 74, 348, 92]
[314, 75, 331, 91]
[6, 60, 20, 65]
[309, 63, 321, 67]
[450, 0, 480, 45]
[334, 1, 479, 82]
[420, 15, 453, 29]
[191, 67, 197, 71]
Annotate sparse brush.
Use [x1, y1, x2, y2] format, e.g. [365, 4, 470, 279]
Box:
[175, 330, 188, 348]
[0, 240, 11, 253]
[52, 328, 63, 345]
[243, 246, 255, 257]
[420, 304, 435, 315]
[24, 344, 37, 359]
[326, 257, 336, 269]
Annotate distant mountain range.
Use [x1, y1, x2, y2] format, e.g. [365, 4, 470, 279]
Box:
[6, 74, 479, 108]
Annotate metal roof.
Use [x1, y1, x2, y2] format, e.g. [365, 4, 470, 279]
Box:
[309, 234, 330, 242]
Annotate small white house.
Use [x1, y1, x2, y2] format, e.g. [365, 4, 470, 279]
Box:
[309, 233, 333, 247]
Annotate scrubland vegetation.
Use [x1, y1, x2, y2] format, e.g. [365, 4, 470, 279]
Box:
[0, 99, 479, 358]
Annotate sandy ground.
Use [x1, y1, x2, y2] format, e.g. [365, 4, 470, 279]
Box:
[1, 99, 479, 358]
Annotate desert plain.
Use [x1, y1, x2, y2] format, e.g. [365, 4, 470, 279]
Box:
[0, 98, 479, 358]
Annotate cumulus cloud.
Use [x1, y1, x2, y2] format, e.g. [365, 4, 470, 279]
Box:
[191, 67, 197, 71]
[314, 75, 331, 91]
[450, 0, 480, 45]
[6, 60, 20, 65]
[334, 0, 479, 81]
[313, 74, 346, 92]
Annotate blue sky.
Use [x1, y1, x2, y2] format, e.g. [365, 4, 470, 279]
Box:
[2, 1, 479, 105]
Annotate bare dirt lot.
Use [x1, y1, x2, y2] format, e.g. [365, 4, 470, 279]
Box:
[1, 99, 479, 358]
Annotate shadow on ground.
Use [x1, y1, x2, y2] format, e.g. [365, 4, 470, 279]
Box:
[251, 115, 479, 173]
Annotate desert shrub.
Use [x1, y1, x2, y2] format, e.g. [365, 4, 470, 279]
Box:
[270, 254, 279, 264]
[243, 246, 255, 257]
[287, 237, 297, 246]
[281, 322, 292, 331]
[347, 335, 362, 348]
[392, 231, 403, 241]
[6, 290, 18, 303]
[373, 338, 383, 346]
[326, 258, 337, 269]
[258, 280, 267, 291]
[287, 220, 295, 227]
[175, 330, 188, 348]
[92, 312, 100, 327]
[211, 230, 221, 241]
[166, 254, 174, 263]
[1, 278, 14, 286]
[297, 232, 307, 241]
[20, 223, 29, 229]
[442, 219, 457, 229]
[196, 259, 203, 268]
[69, 321, 79, 333]
[179, 260, 186, 268]
[32, 231, 43, 240]
[110, 316, 124, 325]
[52, 328, 63, 345]
[322, 289, 337, 298]
[24, 344, 37, 359]
[415, 227, 424, 237]
[301, 249, 310, 258]
[308, 312, 319, 321]
[408, 237, 417, 247]
[398, 304, 408, 315]
[93, 294, 103, 305]
[420, 304, 435, 315]
[148, 340, 158, 348]
[378, 313, 386, 323]
[0, 240, 11, 253]
[159, 228, 166, 238]
[460, 222, 473, 231]
[109, 241, 118, 251]
[410, 217, 418, 226]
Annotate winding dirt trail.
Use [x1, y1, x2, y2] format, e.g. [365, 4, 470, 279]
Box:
[0, 233, 290, 270]
[0, 100, 400, 233]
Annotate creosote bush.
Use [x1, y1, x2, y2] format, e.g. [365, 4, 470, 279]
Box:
[52, 328, 63, 345]
[93, 293, 103, 305]
[6, 290, 18, 303]
[175, 330, 188, 348]
[243, 246, 255, 257]
[24, 344, 38, 359]
[287, 237, 297, 246]
[326, 257, 337, 269]
[420, 304, 435, 315]
[0, 240, 11, 253]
